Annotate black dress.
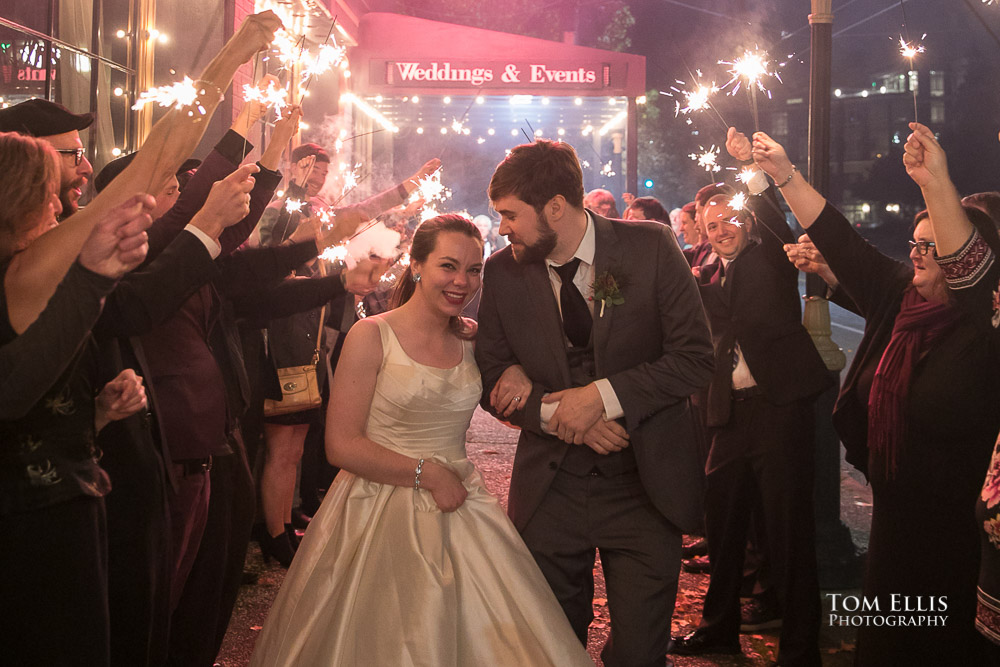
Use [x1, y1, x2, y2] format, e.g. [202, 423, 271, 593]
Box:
[933, 229, 1000, 647]
[807, 205, 1000, 666]
[0, 261, 113, 665]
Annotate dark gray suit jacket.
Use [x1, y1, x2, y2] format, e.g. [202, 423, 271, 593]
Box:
[476, 213, 714, 533]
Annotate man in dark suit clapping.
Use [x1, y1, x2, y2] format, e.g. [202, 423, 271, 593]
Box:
[476, 139, 714, 667]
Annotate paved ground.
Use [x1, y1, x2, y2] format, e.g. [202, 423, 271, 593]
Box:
[218, 404, 872, 666]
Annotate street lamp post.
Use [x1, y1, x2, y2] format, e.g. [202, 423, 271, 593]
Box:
[807, 0, 860, 589]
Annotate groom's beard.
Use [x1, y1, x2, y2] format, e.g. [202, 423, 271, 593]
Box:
[509, 210, 558, 264]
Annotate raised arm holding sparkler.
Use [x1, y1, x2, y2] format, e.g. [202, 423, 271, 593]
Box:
[3, 10, 282, 332]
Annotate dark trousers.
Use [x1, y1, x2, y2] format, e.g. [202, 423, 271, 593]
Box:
[1, 496, 109, 666]
[167, 438, 256, 666]
[521, 467, 681, 667]
[700, 396, 821, 666]
[102, 421, 173, 667]
[167, 463, 210, 610]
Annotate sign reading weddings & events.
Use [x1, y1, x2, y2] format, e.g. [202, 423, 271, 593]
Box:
[380, 60, 611, 91]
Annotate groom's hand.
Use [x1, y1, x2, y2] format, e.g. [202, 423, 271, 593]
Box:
[582, 419, 629, 455]
[543, 384, 604, 444]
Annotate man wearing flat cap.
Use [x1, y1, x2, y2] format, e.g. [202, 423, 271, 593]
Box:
[0, 98, 95, 217]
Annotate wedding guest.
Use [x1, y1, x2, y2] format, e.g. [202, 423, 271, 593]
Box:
[584, 187, 620, 218]
[624, 195, 670, 224]
[0, 128, 189, 665]
[899, 123, 1000, 654]
[671, 175, 829, 665]
[754, 126, 1000, 665]
[0, 98, 94, 217]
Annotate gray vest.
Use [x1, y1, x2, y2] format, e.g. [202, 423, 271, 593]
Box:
[558, 337, 637, 477]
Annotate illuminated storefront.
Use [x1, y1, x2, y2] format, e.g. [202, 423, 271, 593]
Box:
[343, 13, 646, 212]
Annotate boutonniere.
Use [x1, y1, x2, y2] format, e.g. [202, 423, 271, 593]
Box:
[589, 271, 625, 317]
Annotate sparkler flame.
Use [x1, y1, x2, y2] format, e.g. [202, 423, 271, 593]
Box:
[299, 42, 347, 84]
[729, 192, 748, 211]
[736, 167, 758, 185]
[339, 162, 361, 196]
[319, 244, 349, 263]
[720, 49, 782, 96]
[132, 76, 209, 114]
[898, 35, 926, 60]
[285, 199, 304, 213]
[689, 146, 722, 173]
[667, 74, 722, 117]
[242, 80, 288, 112]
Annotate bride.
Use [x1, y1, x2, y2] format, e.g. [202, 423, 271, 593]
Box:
[250, 214, 592, 666]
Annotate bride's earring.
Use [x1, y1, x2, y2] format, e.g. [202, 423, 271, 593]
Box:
[412, 273, 421, 283]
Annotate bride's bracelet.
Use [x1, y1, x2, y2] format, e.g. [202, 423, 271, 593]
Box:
[414, 458, 425, 490]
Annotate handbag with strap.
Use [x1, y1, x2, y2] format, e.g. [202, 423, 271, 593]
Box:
[263, 305, 327, 417]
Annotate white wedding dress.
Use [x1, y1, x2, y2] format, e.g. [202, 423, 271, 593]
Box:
[251, 318, 592, 666]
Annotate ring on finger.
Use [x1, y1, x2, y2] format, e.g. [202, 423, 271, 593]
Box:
[512, 396, 521, 402]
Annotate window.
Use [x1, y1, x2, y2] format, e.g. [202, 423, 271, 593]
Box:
[929, 70, 945, 97]
[930, 101, 945, 124]
[772, 111, 789, 138]
[0, 0, 143, 172]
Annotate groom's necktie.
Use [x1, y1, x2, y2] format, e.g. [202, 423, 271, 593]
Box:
[552, 259, 592, 348]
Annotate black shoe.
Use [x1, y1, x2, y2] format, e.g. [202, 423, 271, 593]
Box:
[291, 506, 312, 530]
[260, 531, 295, 568]
[740, 597, 783, 632]
[682, 537, 708, 559]
[669, 631, 741, 656]
[285, 523, 301, 551]
[681, 555, 711, 574]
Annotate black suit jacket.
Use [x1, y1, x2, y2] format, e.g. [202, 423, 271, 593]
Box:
[476, 214, 715, 533]
[697, 189, 833, 427]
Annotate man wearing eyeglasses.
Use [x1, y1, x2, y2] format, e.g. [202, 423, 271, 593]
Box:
[0, 98, 95, 217]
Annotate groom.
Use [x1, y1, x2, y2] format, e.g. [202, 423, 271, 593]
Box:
[476, 139, 714, 666]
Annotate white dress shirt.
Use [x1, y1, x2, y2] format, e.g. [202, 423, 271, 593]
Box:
[719, 257, 758, 391]
[539, 212, 625, 431]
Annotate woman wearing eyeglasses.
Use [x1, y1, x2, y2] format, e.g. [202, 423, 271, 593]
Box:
[752, 129, 1000, 666]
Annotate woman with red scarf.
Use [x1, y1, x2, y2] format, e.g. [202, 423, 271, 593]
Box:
[752, 128, 1000, 665]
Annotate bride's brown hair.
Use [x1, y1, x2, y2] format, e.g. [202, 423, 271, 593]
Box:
[390, 214, 483, 339]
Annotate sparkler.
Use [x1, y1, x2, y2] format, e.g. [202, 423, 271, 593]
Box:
[132, 76, 210, 116]
[729, 192, 748, 212]
[720, 49, 782, 132]
[285, 198, 304, 213]
[689, 146, 722, 174]
[408, 169, 453, 220]
[242, 80, 288, 112]
[898, 35, 926, 121]
[663, 71, 730, 132]
[339, 162, 361, 196]
[736, 167, 758, 185]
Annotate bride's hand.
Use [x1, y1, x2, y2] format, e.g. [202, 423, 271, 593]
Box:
[490, 364, 532, 418]
[422, 462, 468, 512]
